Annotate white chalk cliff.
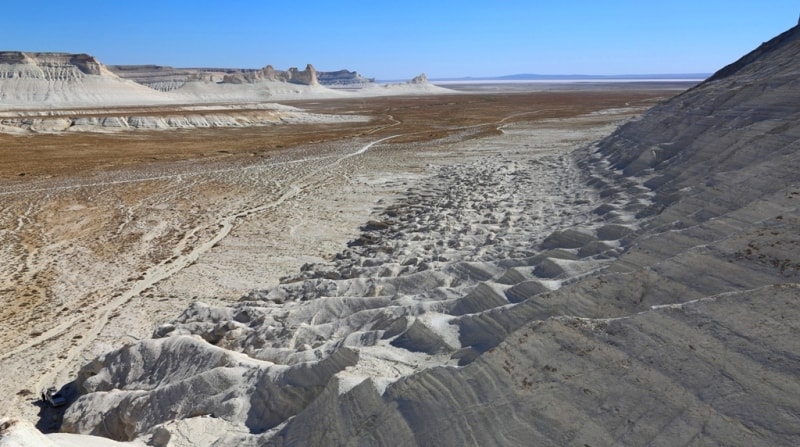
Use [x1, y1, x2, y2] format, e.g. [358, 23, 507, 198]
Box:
[108, 64, 375, 91]
[38, 24, 800, 446]
[0, 52, 171, 107]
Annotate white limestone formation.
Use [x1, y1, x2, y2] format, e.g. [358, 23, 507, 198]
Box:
[0, 52, 171, 108]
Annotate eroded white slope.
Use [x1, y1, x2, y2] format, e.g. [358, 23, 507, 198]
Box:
[0, 52, 171, 108]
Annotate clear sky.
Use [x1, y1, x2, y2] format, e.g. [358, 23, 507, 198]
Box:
[3, 1, 798, 80]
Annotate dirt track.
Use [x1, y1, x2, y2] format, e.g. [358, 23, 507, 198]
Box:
[0, 88, 679, 424]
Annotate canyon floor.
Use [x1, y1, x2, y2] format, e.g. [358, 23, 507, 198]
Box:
[0, 86, 683, 427]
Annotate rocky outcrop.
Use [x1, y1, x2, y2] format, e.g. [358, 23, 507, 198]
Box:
[59, 23, 800, 446]
[0, 52, 105, 79]
[408, 73, 428, 84]
[316, 69, 375, 87]
[220, 64, 318, 86]
[62, 335, 358, 441]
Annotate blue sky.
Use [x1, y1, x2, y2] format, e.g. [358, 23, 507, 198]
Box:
[3, 1, 797, 79]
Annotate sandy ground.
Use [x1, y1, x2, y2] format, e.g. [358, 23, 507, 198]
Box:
[0, 87, 681, 427]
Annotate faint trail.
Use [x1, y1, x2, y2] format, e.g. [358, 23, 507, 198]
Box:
[365, 113, 400, 135]
[14, 134, 402, 392]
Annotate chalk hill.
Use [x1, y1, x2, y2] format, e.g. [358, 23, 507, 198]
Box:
[47, 24, 800, 446]
[0, 52, 170, 107]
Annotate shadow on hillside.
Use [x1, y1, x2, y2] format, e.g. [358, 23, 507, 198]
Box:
[35, 380, 77, 434]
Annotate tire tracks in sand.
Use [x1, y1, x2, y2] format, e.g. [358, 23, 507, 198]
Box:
[3, 134, 401, 400]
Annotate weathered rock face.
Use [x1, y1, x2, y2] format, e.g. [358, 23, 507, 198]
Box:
[408, 73, 428, 84]
[60, 24, 800, 446]
[107, 64, 213, 91]
[0, 52, 104, 79]
[286, 64, 318, 85]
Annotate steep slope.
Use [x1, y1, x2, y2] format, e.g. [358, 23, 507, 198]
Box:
[58, 24, 800, 446]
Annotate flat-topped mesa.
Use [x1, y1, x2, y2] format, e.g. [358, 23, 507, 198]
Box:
[107, 64, 215, 91]
[0, 51, 106, 80]
[221, 64, 319, 85]
[316, 69, 374, 87]
[111, 63, 368, 89]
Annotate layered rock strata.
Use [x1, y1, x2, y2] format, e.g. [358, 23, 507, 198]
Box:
[0, 52, 169, 106]
[111, 64, 372, 90]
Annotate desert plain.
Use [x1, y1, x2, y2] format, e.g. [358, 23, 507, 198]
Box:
[0, 86, 680, 428]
